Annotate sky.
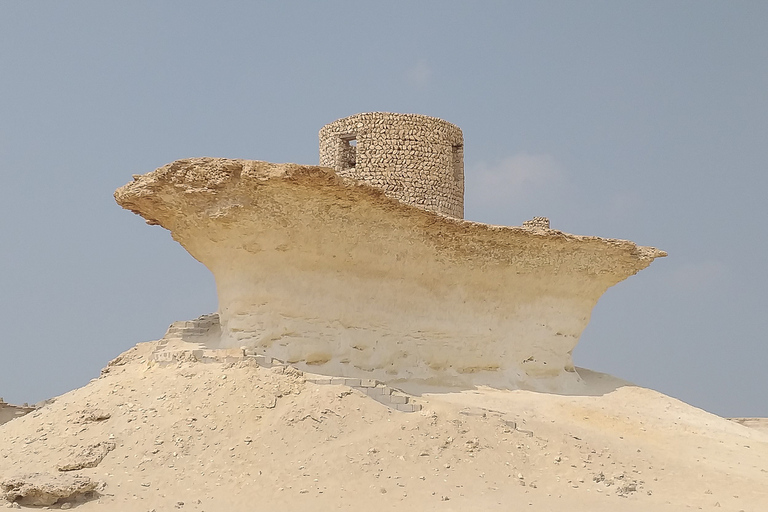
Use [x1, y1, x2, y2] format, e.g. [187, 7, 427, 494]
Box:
[1, 1, 766, 418]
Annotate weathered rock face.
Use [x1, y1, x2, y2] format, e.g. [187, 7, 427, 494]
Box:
[1, 472, 98, 506]
[57, 441, 115, 472]
[115, 158, 665, 392]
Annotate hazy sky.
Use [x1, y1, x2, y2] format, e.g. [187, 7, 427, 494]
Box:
[1, 1, 766, 418]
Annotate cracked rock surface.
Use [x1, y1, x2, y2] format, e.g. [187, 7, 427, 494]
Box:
[1, 472, 98, 506]
[58, 441, 116, 471]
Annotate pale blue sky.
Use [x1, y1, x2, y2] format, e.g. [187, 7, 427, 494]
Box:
[1, 1, 766, 417]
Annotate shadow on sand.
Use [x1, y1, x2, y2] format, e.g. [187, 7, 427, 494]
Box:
[393, 367, 633, 399]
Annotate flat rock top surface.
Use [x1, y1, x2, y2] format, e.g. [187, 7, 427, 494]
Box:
[1, 341, 766, 511]
[115, 158, 666, 269]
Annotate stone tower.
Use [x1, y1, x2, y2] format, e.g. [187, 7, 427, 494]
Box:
[319, 112, 464, 218]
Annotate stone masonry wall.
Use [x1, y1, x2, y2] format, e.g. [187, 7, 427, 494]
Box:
[522, 217, 551, 230]
[319, 112, 464, 218]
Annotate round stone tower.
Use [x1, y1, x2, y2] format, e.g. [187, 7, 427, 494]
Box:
[319, 112, 464, 218]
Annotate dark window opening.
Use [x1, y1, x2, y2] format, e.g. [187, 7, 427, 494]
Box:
[339, 135, 357, 170]
[451, 144, 463, 182]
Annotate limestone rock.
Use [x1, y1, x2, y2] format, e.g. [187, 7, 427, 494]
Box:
[115, 158, 665, 393]
[71, 409, 111, 424]
[1, 473, 98, 506]
[57, 441, 115, 471]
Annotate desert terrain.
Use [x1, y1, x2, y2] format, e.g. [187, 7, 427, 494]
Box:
[2, 338, 766, 511]
[4, 134, 763, 511]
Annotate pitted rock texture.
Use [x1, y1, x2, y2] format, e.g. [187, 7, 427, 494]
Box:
[115, 158, 665, 393]
[58, 442, 116, 472]
[1, 473, 98, 506]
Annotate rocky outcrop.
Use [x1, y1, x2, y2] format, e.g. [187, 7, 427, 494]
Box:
[115, 158, 665, 392]
[1, 473, 98, 506]
[57, 441, 116, 472]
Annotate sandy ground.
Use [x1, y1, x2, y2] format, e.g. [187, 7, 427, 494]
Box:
[2, 340, 767, 511]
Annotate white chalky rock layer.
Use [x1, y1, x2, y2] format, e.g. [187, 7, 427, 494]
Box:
[115, 158, 665, 393]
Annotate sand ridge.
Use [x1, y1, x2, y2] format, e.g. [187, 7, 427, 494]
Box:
[2, 340, 766, 511]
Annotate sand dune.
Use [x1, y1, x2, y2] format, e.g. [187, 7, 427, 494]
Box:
[2, 340, 766, 511]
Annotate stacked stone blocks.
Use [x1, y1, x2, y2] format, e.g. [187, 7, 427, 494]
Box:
[161, 314, 220, 341]
[319, 112, 464, 219]
[303, 374, 422, 412]
[522, 216, 551, 230]
[246, 349, 422, 413]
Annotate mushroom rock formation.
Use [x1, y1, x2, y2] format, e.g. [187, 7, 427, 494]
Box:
[115, 156, 665, 393]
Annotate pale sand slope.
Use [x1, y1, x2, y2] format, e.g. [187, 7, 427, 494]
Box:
[729, 418, 768, 435]
[1, 341, 766, 511]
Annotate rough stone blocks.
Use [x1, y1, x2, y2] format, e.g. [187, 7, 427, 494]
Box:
[319, 112, 464, 219]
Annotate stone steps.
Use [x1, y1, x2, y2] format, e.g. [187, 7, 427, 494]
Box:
[150, 346, 422, 413]
[247, 352, 422, 412]
[152, 314, 421, 413]
[162, 314, 220, 340]
[303, 375, 422, 412]
[151, 347, 243, 365]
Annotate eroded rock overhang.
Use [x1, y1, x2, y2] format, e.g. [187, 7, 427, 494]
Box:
[115, 158, 666, 392]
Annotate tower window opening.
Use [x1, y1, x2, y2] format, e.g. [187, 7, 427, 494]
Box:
[339, 135, 357, 170]
[451, 144, 464, 182]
